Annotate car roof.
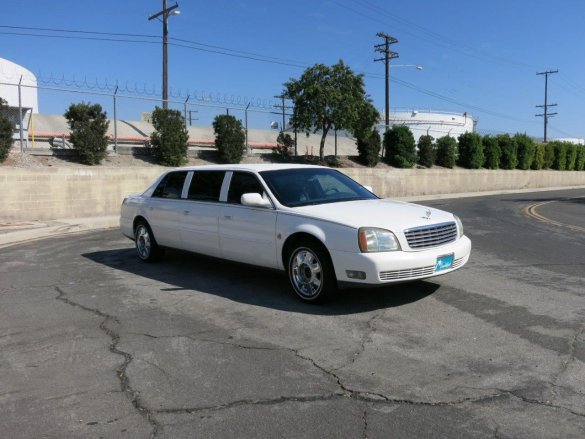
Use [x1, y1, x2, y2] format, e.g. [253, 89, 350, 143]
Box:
[168, 163, 326, 173]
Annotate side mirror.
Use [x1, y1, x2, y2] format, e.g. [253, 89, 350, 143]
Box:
[364, 185, 374, 193]
[241, 193, 272, 208]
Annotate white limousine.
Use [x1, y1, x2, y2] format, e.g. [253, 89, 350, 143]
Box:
[120, 164, 471, 302]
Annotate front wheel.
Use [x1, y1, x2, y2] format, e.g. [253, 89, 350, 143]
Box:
[287, 240, 336, 303]
[135, 221, 163, 262]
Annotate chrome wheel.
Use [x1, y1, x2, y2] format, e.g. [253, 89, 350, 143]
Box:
[135, 224, 151, 260]
[290, 247, 323, 299]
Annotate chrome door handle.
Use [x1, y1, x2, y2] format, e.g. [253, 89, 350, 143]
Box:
[184, 210, 190, 215]
[224, 215, 232, 220]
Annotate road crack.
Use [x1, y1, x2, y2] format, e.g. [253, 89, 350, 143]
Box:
[55, 287, 161, 438]
[550, 319, 585, 403]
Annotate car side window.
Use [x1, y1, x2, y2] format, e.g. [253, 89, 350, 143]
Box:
[227, 172, 265, 204]
[187, 171, 225, 202]
[152, 171, 188, 199]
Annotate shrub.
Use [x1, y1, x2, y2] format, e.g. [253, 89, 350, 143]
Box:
[576, 146, 585, 171]
[497, 134, 518, 169]
[457, 132, 484, 169]
[482, 135, 500, 169]
[357, 129, 381, 167]
[514, 133, 536, 170]
[417, 134, 435, 168]
[384, 125, 416, 168]
[273, 131, 294, 160]
[435, 135, 457, 168]
[0, 98, 12, 162]
[150, 107, 189, 166]
[213, 114, 245, 164]
[566, 144, 578, 171]
[543, 143, 555, 169]
[64, 102, 110, 165]
[551, 141, 567, 170]
[532, 143, 546, 170]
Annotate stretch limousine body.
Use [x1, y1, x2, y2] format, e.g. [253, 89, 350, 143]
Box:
[120, 164, 471, 302]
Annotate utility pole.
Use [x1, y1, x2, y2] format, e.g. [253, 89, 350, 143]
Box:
[274, 94, 296, 154]
[149, 1, 180, 109]
[374, 32, 399, 133]
[274, 94, 293, 132]
[536, 69, 558, 143]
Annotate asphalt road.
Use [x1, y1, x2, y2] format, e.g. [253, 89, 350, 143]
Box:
[1, 189, 584, 439]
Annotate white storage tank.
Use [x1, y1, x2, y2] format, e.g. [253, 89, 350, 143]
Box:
[382, 109, 475, 142]
[0, 57, 39, 113]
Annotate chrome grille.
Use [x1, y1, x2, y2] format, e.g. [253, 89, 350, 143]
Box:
[404, 222, 457, 249]
[379, 257, 464, 281]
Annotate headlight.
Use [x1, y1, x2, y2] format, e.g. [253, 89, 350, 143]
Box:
[454, 215, 464, 238]
[358, 228, 401, 252]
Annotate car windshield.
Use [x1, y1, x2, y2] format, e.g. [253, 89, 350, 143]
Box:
[259, 168, 378, 207]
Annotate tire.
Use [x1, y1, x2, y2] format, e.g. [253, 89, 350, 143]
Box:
[134, 221, 163, 262]
[286, 239, 337, 303]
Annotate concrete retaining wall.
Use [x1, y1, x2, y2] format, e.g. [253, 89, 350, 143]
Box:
[1, 167, 584, 221]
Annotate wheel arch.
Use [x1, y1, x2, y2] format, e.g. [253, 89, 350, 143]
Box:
[133, 215, 149, 233]
[281, 230, 329, 269]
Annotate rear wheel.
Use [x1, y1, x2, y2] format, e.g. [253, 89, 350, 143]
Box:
[135, 221, 163, 262]
[287, 239, 336, 303]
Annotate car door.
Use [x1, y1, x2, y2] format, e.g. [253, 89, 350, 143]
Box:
[179, 170, 225, 257]
[219, 171, 278, 269]
[146, 171, 188, 248]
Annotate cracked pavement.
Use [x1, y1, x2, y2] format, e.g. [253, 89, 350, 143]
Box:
[1, 189, 584, 438]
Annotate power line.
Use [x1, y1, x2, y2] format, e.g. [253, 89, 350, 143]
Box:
[0, 24, 543, 126]
[333, 0, 539, 71]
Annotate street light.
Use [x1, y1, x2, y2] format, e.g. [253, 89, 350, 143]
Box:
[391, 64, 423, 70]
[149, 1, 181, 109]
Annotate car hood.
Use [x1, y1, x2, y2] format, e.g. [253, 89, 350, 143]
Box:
[292, 199, 455, 232]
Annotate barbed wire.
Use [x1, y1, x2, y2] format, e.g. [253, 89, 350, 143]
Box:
[12, 70, 282, 109]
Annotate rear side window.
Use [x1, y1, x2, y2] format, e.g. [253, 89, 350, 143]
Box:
[227, 172, 265, 204]
[188, 171, 225, 202]
[152, 172, 187, 199]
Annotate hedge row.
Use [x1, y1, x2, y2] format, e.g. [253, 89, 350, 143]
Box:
[368, 125, 585, 170]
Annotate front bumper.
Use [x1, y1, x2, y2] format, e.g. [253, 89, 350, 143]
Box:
[331, 235, 471, 286]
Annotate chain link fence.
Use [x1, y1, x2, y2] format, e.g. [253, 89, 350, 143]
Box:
[0, 80, 295, 155]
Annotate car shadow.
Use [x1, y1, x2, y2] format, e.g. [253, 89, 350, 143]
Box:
[82, 247, 441, 316]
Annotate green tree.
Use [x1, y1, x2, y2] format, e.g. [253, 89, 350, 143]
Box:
[532, 143, 546, 170]
[273, 131, 294, 160]
[384, 125, 416, 168]
[576, 146, 585, 171]
[551, 141, 567, 170]
[356, 129, 381, 167]
[213, 114, 245, 164]
[514, 133, 536, 170]
[566, 144, 578, 171]
[0, 98, 12, 162]
[497, 134, 518, 170]
[543, 143, 555, 169]
[284, 60, 374, 161]
[64, 102, 110, 165]
[417, 134, 435, 168]
[482, 135, 501, 169]
[457, 132, 484, 169]
[435, 135, 457, 168]
[150, 107, 189, 166]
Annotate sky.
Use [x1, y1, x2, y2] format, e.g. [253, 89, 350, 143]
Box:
[1, 0, 585, 138]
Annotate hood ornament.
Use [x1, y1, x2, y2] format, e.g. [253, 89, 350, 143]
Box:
[422, 209, 432, 220]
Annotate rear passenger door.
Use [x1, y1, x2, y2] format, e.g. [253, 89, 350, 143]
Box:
[147, 171, 188, 247]
[179, 170, 225, 257]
